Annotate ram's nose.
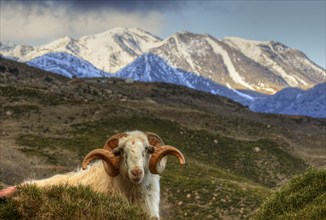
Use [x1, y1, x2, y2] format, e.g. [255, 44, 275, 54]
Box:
[131, 168, 143, 177]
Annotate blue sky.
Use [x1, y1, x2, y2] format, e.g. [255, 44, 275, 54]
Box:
[1, 0, 325, 68]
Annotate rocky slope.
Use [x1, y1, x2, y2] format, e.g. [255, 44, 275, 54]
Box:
[16, 49, 326, 118]
[1, 27, 324, 94]
[27, 52, 110, 78]
[252, 83, 326, 118]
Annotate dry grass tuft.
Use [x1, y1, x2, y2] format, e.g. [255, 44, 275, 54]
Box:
[0, 184, 149, 220]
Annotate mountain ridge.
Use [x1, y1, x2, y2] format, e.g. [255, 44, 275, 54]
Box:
[252, 83, 326, 118]
[1, 27, 325, 118]
[114, 53, 258, 106]
[27, 52, 110, 78]
[3, 50, 324, 118]
[1, 27, 324, 94]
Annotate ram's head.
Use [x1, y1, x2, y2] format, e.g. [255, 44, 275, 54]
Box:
[82, 131, 185, 184]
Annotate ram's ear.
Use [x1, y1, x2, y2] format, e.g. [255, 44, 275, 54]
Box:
[112, 147, 123, 156]
[145, 132, 165, 148]
[147, 145, 155, 154]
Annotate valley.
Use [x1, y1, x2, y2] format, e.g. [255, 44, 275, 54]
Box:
[0, 58, 325, 219]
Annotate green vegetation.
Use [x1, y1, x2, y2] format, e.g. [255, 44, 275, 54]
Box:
[17, 115, 307, 187]
[3, 104, 40, 116]
[15, 116, 276, 218]
[253, 168, 326, 220]
[161, 159, 270, 219]
[1, 58, 324, 219]
[16, 115, 310, 218]
[0, 184, 148, 220]
[0, 86, 67, 105]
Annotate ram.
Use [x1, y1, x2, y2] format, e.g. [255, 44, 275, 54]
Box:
[0, 130, 185, 219]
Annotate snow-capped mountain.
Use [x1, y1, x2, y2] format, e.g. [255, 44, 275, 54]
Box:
[250, 83, 326, 118]
[27, 52, 110, 78]
[114, 53, 259, 106]
[1, 27, 324, 95]
[224, 37, 324, 89]
[1, 27, 325, 117]
[151, 32, 324, 93]
[23, 50, 324, 118]
[114, 52, 326, 118]
[0, 28, 161, 73]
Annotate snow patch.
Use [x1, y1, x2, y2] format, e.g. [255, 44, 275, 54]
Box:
[261, 54, 299, 87]
[206, 38, 255, 90]
[173, 35, 196, 72]
[226, 84, 255, 101]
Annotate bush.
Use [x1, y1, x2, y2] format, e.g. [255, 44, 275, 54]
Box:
[253, 168, 326, 220]
[0, 184, 149, 220]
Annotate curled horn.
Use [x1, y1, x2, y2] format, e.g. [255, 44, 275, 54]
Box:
[149, 145, 185, 174]
[82, 149, 120, 176]
[82, 133, 127, 177]
[145, 131, 165, 148]
[145, 132, 185, 174]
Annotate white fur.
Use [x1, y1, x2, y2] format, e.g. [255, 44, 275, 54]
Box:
[24, 131, 166, 219]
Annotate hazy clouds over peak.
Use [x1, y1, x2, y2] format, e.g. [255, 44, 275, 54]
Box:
[3, 0, 185, 13]
[1, 0, 178, 45]
[1, 1, 324, 68]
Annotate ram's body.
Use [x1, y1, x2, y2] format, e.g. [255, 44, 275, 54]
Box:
[26, 161, 160, 218]
[18, 131, 185, 219]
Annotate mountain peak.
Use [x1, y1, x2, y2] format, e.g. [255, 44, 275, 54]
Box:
[171, 30, 207, 39]
[101, 27, 134, 35]
[41, 35, 76, 49]
[27, 52, 109, 78]
[89, 27, 161, 40]
[62, 35, 73, 41]
[174, 30, 192, 35]
[223, 36, 268, 46]
[53, 35, 74, 43]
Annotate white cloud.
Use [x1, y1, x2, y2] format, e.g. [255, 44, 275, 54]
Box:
[0, 3, 165, 45]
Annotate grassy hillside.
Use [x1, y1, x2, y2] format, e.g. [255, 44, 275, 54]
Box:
[0, 58, 325, 219]
[253, 168, 326, 220]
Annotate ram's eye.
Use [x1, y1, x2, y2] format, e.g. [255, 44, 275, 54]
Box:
[146, 146, 155, 154]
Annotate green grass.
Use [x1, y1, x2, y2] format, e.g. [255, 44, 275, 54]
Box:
[3, 104, 40, 116]
[0, 184, 149, 220]
[161, 158, 270, 219]
[17, 115, 307, 187]
[1, 59, 324, 219]
[17, 134, 97, 158]
[18, 114, 310, 218]
[0, 86, 67, 105]
[15, 115, 278, 218]
[253, 168, 326, 220]
[10, 102, 311, 219]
